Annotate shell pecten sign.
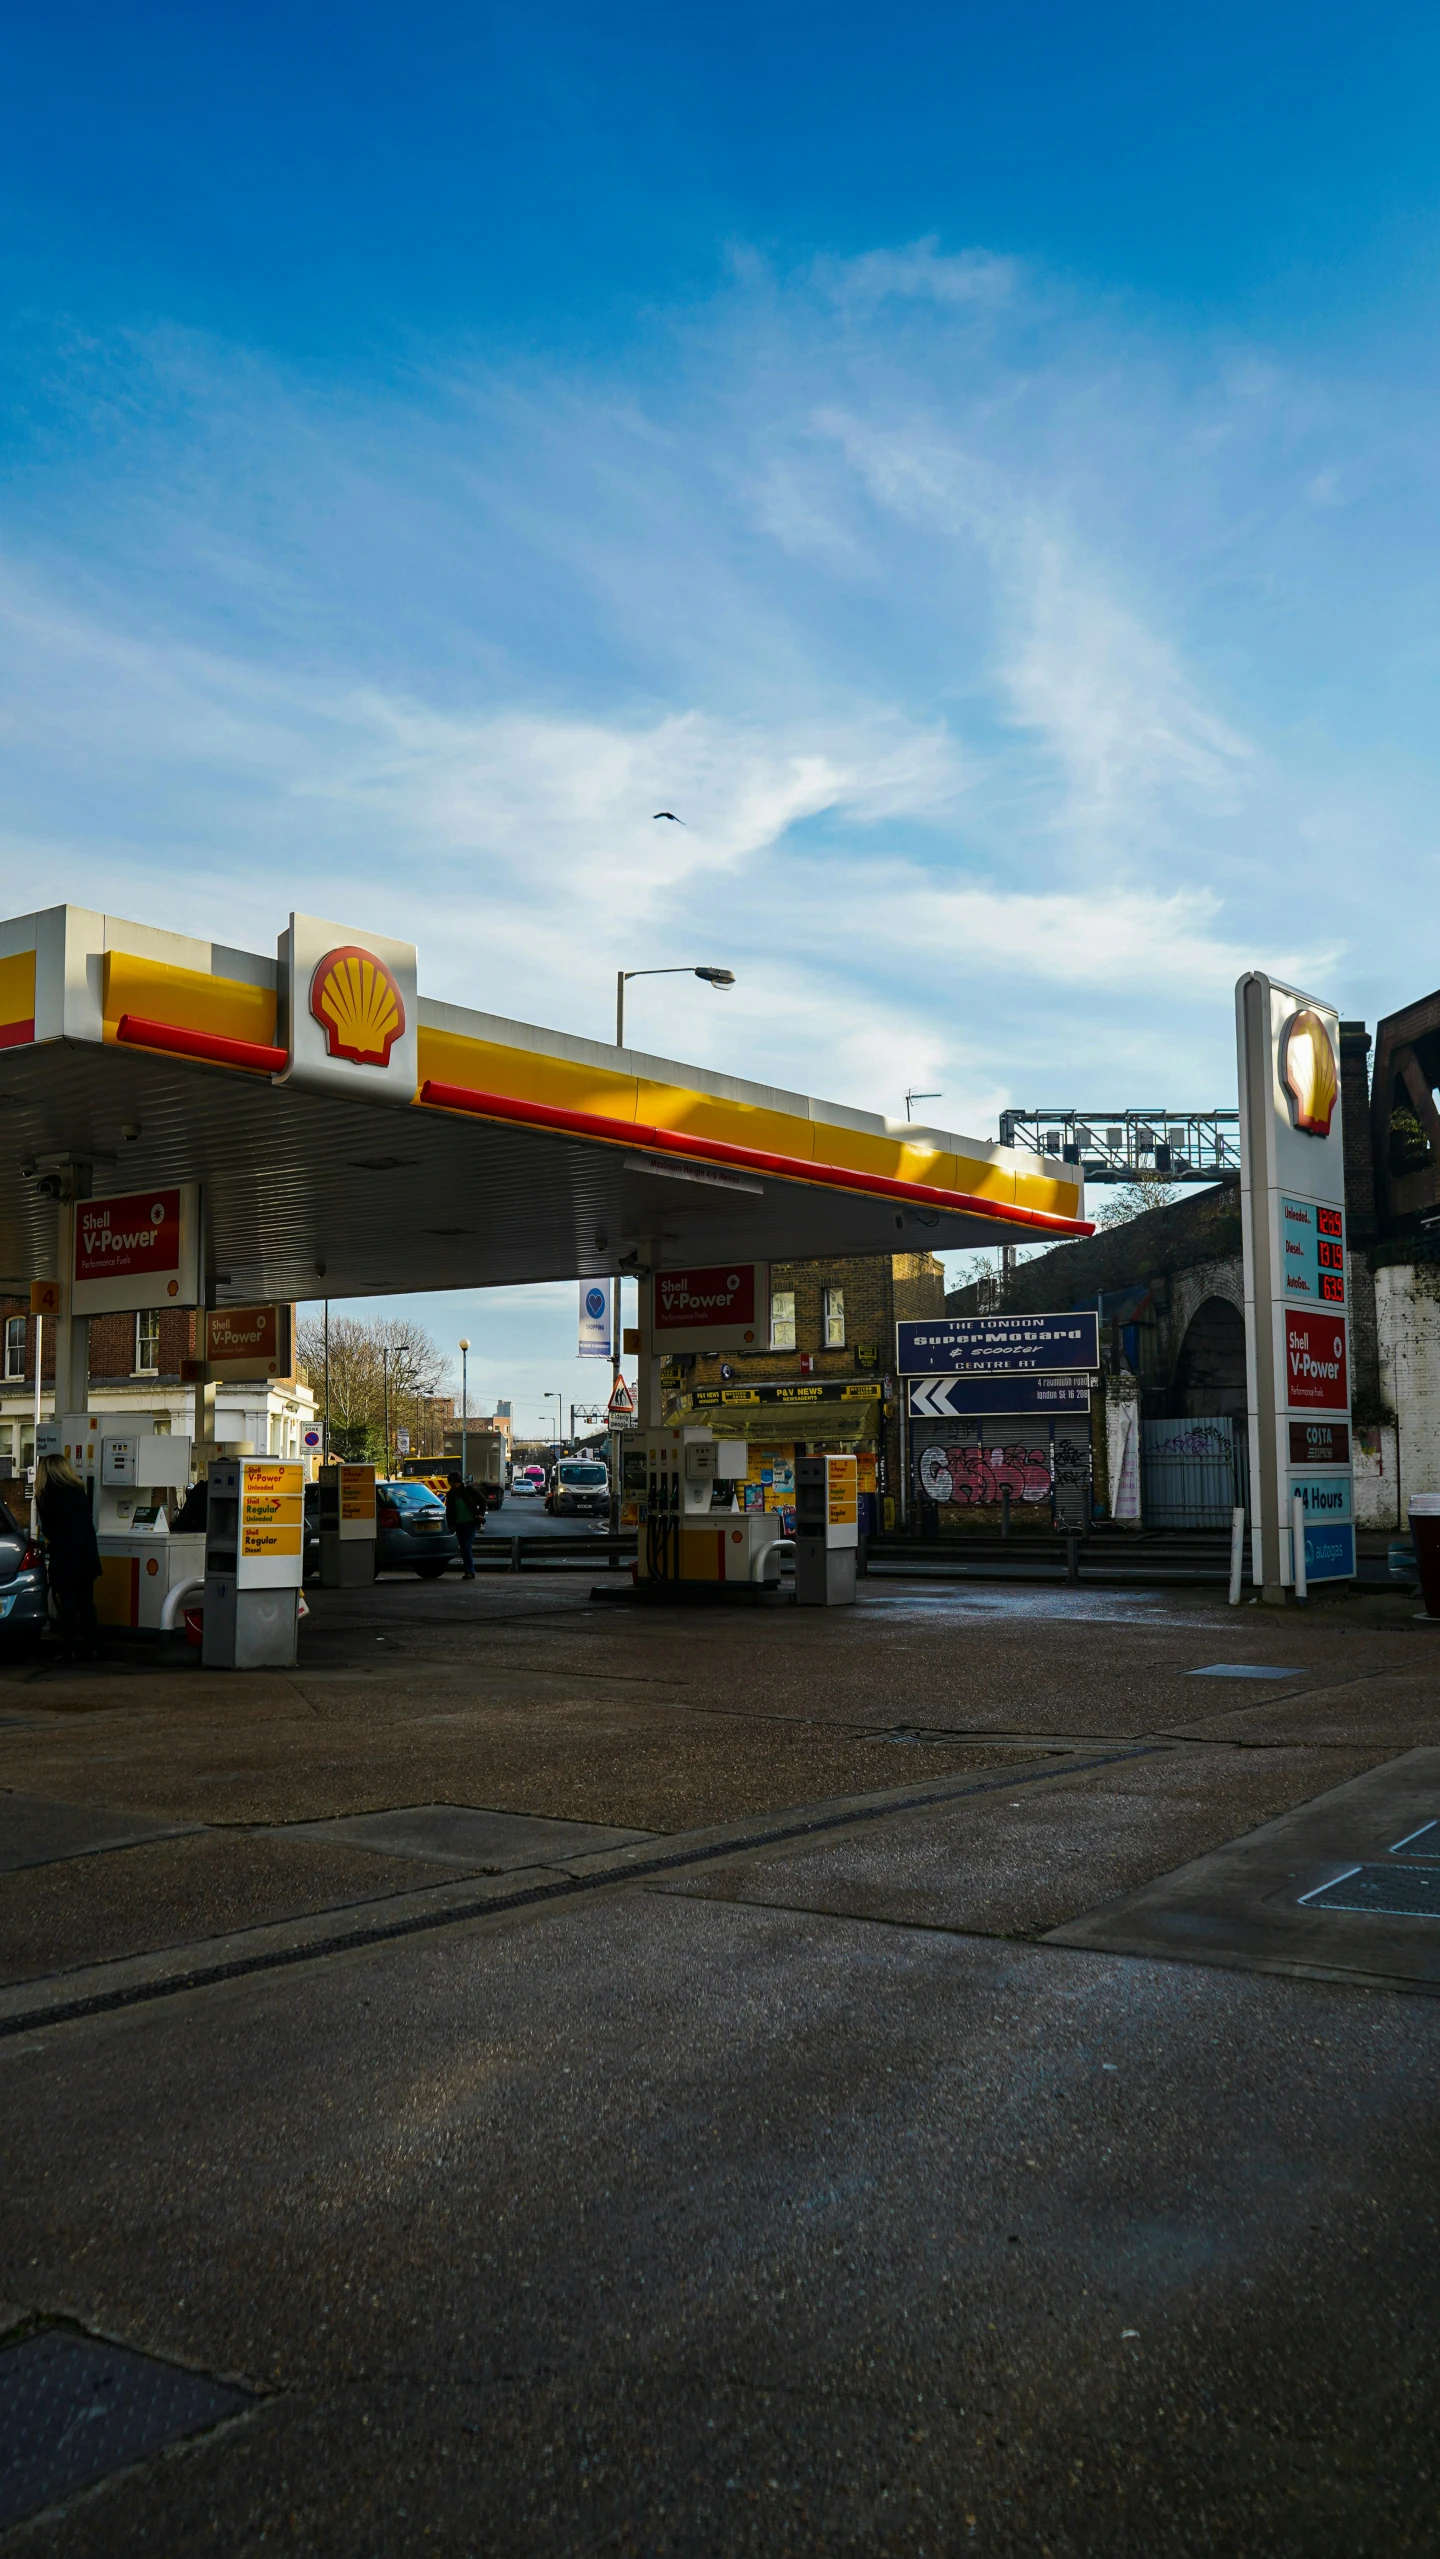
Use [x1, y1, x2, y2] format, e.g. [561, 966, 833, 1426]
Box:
[280, 912, 419, 1098]
[309, 945, 407, 1068]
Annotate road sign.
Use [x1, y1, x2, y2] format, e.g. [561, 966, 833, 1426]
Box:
[607, 1378, 636, 1423]
[396, 1427, 411, 1456]
[303, 1429, 321, 1448]
[897, 1313, 1099, 1375]
[907, 1374, 1092, 1418]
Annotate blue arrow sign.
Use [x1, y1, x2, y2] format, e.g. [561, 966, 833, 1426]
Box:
[897, 1312, 1100, 1376]
[907, 1374, 1093, 1418]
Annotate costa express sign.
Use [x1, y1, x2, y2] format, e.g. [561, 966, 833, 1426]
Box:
[1284, 1307, 1348, 1412]
[653, 1264, 759, 1345]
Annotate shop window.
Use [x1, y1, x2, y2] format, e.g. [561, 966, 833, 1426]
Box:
[134, 1311, 161, 1374]
[823, 1287, 846, 1348]
[3, 1316, 25, 1381]
[769, 1289, 796, 1351]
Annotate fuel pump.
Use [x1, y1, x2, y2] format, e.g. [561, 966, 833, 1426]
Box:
[36, 1420, 205, 1632]
[636, 1425, 782, 1587]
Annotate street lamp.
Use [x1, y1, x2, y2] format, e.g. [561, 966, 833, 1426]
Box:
[380, 1344, 392, 1476]
[905, 1089, 943, 1122]
[544, 1389, 563, 1454]
[458, 1338, 469, 1483]
[616, 965, 734, 1048]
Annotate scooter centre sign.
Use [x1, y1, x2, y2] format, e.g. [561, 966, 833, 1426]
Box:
[72, 1183, 201, 1316]
[897, 1312, 1099, 1375]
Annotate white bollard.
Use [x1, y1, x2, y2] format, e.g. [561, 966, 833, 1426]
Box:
[1292, 1492, 1308, 1603]
[1228, 1507, 1246, 1606]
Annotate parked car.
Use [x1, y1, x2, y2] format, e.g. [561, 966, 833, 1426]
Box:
[0, 1497, 47, 1653]
[546, 1458, 610, 1518]
[376, 1480, 461, 1578]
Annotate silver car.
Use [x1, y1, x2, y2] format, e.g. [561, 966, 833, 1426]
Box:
[0, 1498, 48, 1654]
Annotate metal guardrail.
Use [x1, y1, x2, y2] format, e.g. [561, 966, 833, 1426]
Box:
[472, 1533, 638, 1573]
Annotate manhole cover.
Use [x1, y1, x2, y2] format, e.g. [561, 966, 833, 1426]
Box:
[1390, 1820, 1440, 1861]
[0, 2329, 253, 2527]
[1299, 1863, 1440, 1918]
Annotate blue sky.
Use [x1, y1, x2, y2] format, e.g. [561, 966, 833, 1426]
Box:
[4, 4, 1439, 1431]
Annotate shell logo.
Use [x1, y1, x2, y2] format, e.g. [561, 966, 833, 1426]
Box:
[1280, 1007, 1338, 1138]
[309, 945, 406, 1068]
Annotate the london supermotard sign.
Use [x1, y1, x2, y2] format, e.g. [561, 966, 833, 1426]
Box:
[1237, 971, 1354, 1593]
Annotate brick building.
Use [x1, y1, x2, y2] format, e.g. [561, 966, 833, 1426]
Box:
[0, 1297, 314, 1506]
[662, 1252, 945, 1529]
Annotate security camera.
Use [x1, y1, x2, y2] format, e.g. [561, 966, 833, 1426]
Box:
[34, 1173, 63, 1201]
[20, 1158, 36, 1180]
[121, 1121, 142, 1142]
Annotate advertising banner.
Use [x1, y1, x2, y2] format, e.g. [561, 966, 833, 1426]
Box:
[578, 1279, 611, 1359]
[650, 1263, 765, 1354]
[1237, 972, 1354, 1591]
[72, 1184, 200, 1316]
[896, 1313, 1099, 1376]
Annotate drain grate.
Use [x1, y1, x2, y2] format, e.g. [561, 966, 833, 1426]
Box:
[1390, 1819, 1440, 1860]
[1299, 1863, 1440, 1918]
[0, 2329, 253, 2527]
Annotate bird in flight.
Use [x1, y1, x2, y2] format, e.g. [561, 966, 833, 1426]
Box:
[652, 810, 686, 824]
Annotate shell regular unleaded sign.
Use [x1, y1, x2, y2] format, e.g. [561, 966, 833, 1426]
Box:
[72, 1184, 200, 1316]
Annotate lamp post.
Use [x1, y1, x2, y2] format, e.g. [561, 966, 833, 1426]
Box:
[544, 1390, 562, 1456]
[905, 1089, 942, 1122]
[616, 965, 734, 1048]
[459, 1338, 469, 1483]
[380, 1345, 391, 1476]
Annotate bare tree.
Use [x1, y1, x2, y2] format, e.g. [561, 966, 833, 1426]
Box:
[295, 1315, 450, 1462]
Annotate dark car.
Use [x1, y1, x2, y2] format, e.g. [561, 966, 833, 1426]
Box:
[376, 1479, 461, 1578]
[0, 1497, 48, 1652]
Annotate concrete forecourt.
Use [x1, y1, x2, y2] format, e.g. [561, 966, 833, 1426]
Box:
[1, 1567, 1437, 2553]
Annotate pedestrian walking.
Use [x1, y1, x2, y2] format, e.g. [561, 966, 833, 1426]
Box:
[35, 1453, 102, 1661]
[444, 1471, 482, 1579]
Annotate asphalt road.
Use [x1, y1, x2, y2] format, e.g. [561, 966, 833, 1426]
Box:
[1, 1576, 1436, 2553]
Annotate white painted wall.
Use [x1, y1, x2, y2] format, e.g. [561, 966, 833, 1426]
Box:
[1374, 1262, 1440, 1521]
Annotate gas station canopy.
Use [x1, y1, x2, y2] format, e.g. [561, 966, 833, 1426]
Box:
[0, 905, 1089, 1303]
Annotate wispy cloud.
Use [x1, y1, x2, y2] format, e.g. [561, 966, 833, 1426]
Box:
[0, 233, 1431, 1133]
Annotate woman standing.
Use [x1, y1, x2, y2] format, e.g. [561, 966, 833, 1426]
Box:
[35, 1454, 102, 1662]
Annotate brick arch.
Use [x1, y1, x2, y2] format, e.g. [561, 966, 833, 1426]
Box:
[1171, 1291, 1247, 1422]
